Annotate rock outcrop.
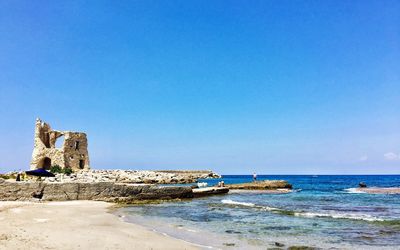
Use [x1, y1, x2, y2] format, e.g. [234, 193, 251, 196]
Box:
[226, 180, 292, 190]
[192, 187, 229, 197]
[353, 187, 400, 194]
[0, 179, 193, 202]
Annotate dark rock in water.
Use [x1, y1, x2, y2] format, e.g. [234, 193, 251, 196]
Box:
[223, 243, 235, 247]
[248, 229, 258, 234]
[288, 246, 317, 250]
[225, 229, 242, 234]
[263, 226, 291, 231]
[275, 242, 285, 247]
[379, 229, 397, 236]
[358, 235, 374, 241]
[359, 182, 367, 188]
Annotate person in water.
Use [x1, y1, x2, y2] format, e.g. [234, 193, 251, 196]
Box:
[253, 172, 257, 182]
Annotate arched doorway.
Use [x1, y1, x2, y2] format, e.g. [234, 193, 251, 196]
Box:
[38, 157, 52, 170]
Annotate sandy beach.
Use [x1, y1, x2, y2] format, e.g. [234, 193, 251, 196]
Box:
[0, 201, 198, 250]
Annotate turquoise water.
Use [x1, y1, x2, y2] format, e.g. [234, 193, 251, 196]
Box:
[118, 175, 400, 249]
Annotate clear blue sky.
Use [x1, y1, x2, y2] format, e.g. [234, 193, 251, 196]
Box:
[0, 0, 399, 174]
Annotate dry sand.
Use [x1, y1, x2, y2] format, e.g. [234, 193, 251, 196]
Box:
[0, 201, 198, 250]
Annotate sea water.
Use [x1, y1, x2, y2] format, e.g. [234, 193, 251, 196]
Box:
[118, 175, 400, 249]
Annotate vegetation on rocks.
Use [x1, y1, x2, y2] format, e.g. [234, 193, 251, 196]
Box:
[0, 172, 18, 180]
[50, 165, 73, 175]
[50, 165, 62, 173]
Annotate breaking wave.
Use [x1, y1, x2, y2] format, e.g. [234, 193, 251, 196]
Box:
[344, 188, 366, 194]
[221, 199, 255, 207]
[294, 211, 385, 222]
[220, 199, 395, 222]
[220, 199, 293, 215]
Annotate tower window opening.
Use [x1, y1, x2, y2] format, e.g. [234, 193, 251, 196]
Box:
[79, 160, 85, 169]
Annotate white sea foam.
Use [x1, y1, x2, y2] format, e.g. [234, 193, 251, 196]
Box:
[221, 199, 284, 212]
[344, 188, 366, 194]
[221, 199, 386, 222]
[260, 206, 281, 212]
[221, 199, 255, 207]
[294, 211, 384, 222]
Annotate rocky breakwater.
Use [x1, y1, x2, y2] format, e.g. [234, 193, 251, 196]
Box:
[39, 169, 220, 184]
[353, 187, 400, 194]
[0, 169, 222, 202]
[155, 170, 221, 179]
[0, 178, 193, 202]
[226, 180, 292, 191]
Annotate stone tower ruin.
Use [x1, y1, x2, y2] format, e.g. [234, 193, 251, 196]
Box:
[30, 118, 90, 171]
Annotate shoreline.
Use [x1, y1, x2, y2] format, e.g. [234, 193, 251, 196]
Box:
[117, 209, 242, 249]
[0, 201, 199, 250]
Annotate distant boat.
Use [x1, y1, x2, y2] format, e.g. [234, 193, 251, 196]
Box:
[312, 175, 318, 178]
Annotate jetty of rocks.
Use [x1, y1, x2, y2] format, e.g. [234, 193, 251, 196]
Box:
[192, 187, 229, 197]
[0, 169, 224, 203]
[225, 180, 292, 190]
[3, 169, 220, 185]
[45, 169, 219, 184]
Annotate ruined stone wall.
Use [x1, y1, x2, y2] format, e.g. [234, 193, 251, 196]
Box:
[63, 132, 90, 170]
[0, 179, 193, 202]
[30, 118, 90, 171]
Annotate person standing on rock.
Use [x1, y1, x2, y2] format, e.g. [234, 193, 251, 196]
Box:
[253, 172, 257, 182]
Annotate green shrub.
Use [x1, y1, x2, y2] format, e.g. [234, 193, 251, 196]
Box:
[63, 167, 73, 175]
[50, 165, 73, 175]
[0, 174, 10, 179]
[50, 165, 63, 173]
